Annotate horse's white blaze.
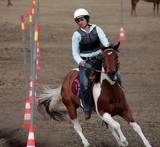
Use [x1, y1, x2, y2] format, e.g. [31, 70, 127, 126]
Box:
[72, 68, 79, 71]
[108, 51, 113, 55]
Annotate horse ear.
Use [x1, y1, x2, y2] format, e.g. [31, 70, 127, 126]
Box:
[114, 42, 120, 52]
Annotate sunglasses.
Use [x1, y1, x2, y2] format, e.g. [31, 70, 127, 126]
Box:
[76, 18, 85, 23]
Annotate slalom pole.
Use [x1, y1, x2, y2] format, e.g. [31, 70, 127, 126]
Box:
[29, 8, 34, 76]
[32, 1, 36, 25]
[35, 0, 39, 24]
[120, 0, 123, 26]
[29, 6, 36, 127]
[119, 0, 126, 41]
[30, 23, 39, 127]
[21, 15, 29, 99]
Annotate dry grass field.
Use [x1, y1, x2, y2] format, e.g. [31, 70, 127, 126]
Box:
[0, 0, 159, 146]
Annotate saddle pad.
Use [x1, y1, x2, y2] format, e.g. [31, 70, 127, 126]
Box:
[71, 74, 80, 97]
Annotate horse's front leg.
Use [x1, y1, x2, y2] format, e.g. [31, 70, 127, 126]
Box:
[102, 113, 129, 147]
[71, 118, 90, 147]
[121, 107, 152, 147]
[129, 122, 152, 147]
[107, 124, 123, 146]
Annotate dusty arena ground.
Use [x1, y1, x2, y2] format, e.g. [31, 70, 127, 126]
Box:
[0, 0, 160, 146]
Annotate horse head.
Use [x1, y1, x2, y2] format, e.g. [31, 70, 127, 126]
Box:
[101, 42, 120, 81]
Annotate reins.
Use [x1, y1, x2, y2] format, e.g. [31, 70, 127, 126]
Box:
[94, 69, 106, 74]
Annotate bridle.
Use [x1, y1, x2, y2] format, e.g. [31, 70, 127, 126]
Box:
[84, 42, 120, 81]
[101, 48, 119, 81]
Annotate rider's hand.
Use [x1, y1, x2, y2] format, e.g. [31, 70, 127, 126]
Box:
[79, 60, 86, 67]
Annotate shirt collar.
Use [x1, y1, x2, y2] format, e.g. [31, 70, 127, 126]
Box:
[80, 24, 96, 33]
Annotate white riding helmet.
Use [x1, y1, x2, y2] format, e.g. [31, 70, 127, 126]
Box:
[74, 8, 90, 20]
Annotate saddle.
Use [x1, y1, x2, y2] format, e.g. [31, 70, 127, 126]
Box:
[71, 71, 96, 110]
[71, 74, 81, 97]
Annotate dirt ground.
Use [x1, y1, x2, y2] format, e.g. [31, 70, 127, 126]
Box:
[0, 0, 160, 147]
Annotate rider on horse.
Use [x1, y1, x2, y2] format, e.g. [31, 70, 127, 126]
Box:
[72, 8, 122, 120]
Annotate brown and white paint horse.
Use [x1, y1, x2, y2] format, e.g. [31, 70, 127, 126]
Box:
[131, 0, 160, 16]
[38, 42, 152, 147]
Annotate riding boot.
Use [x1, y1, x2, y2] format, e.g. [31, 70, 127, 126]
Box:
[79, 62, 93, 120]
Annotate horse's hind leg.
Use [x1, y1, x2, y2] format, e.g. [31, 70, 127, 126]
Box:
[102, 113, 128, 147]
[71, 118, 90, 147]
[64, 103, 90, 146]
[129, 122, 152, 147]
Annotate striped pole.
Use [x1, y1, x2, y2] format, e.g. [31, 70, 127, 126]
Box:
[120, 0, 124, 26]
[34, 24, 38, 43]
[32, 0, 36, 26]
[119, 0, 126, 41]
[29, 8, 34, 79]
[36, 0, 39, 23]
[21, 15, 29, 99]
[21, 15, 25, 32]
[30, 23, 39, 127]
[36, 41, 40, 57]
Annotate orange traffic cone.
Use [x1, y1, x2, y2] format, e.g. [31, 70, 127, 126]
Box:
[27, 126, 36, 147]
[119, 26, 126, 41]
[22, 98, 31, 128]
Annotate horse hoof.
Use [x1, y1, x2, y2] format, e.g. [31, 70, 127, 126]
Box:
[84, 143, 90, 147]
[145, 143, 152, 147]
[120, 140, 128, 147]
[83, 140, 90, 147]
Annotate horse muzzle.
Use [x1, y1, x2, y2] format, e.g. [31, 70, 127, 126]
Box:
[107, 71, 117, 81]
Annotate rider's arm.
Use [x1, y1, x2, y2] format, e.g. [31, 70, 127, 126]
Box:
[72, 31, 83, 65]
[96, 26, 110, 47]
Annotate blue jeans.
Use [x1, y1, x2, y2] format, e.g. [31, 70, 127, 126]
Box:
[79, 61, 94, 112]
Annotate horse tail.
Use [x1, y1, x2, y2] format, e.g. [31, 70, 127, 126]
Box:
[37, 85, 68, 121]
